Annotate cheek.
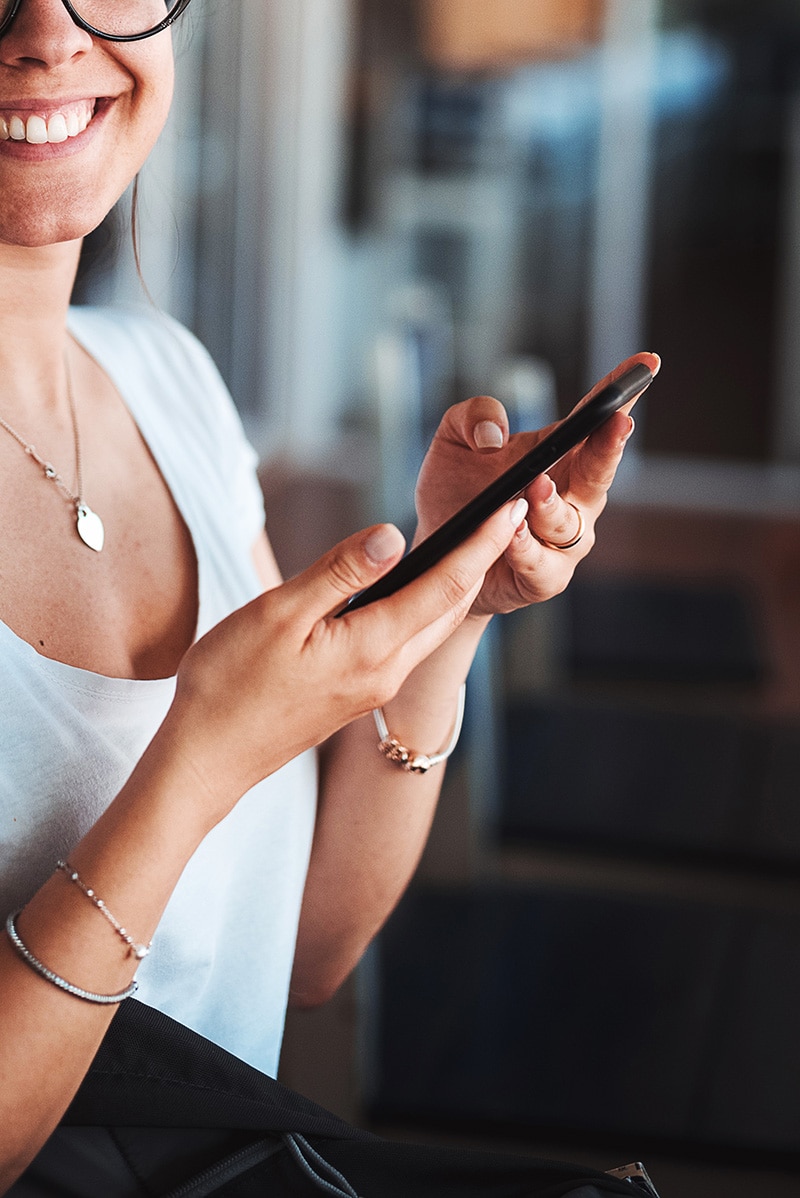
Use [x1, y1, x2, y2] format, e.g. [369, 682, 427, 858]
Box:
[128, 43, 175, 170]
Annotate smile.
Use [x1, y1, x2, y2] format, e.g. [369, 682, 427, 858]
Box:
[0, 100, 96, 145]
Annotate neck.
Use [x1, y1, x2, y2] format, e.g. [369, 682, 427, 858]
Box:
[0, 240, 83, 416]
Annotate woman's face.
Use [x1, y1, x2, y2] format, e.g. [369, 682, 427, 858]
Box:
[0, 0, 175, 248]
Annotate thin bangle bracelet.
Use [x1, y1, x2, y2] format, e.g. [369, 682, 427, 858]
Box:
[5, 911, 138, 1005]
[373, 683, 466, 774]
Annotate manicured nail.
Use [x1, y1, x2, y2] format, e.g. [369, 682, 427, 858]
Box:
[365, 525, 403, 564]
[474, 420, 504, 450]
[541, 476, 557, 504]
[621, 416, 635, 443]
[510, 498, 529, 526]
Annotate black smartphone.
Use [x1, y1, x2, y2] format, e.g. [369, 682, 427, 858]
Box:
[340, 361, 654, 615]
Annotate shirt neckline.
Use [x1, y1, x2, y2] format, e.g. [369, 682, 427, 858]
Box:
[0, 308, 203, 689]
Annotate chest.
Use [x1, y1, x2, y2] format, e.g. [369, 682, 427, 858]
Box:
[0, 382, 198, 681]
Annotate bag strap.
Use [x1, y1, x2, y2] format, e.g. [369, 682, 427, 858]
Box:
[162, 1138, 284, 1198]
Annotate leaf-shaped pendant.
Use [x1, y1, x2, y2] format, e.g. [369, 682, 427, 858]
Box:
[76, 503, 105, 552]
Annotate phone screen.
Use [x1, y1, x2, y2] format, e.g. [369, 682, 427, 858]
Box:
[341, 361, 654, 614]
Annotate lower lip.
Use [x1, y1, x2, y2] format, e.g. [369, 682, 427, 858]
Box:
[0, 100, 110, 161]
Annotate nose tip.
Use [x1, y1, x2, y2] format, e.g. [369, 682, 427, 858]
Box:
[0, 0, 94, 69]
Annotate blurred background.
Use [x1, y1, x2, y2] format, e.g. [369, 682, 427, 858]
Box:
[79, 1, 800, 1195]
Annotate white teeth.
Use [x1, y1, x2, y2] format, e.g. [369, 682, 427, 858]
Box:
[0, 102, 94, 145]
[26, 115, 48, 144]
[47, 114, 69, 143]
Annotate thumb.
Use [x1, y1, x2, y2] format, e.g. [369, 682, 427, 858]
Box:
[283, 524, 407, 616]
[438, 394, 510, 453]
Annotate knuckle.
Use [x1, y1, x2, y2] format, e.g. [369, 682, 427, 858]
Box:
[551, 515, 572, 540]
[325, 551, 366, 597]
[440, 561, 476, 608]
[588, 468, 616, 493]
[577, 450, 617, 492]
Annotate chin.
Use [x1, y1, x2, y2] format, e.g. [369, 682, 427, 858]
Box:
[0, 193, 121, 250]
[1, 226, 93, 250]
[13, 225, 101, 249]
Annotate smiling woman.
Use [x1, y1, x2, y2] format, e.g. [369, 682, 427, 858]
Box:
[0, 1, 651, 1194]
[0, 0, 175, 245]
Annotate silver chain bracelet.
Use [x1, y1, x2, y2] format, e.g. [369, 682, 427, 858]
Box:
[57, 860, 151, 961]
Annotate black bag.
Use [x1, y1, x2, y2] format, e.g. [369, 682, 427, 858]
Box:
[12, 999, 661, 1198]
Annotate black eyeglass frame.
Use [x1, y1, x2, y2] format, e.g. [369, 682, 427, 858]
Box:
[0, 0, 193, 43]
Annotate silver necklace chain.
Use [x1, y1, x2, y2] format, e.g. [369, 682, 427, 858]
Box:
[0, 356, 82, 503]
[0, 352, 105, 551]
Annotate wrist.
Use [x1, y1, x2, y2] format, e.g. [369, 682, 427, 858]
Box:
[375, 610, 488, 752]
[148, 698, 255, 835]
[373, 683, 466, 774]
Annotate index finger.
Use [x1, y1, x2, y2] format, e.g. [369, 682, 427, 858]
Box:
[336, 497, 525, 642]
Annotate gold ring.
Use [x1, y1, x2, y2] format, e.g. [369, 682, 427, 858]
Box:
[537, 501, 584, 551]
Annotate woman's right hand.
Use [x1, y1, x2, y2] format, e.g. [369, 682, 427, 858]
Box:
[163, 498, 526, 824]
[0, 494, 525, 1197]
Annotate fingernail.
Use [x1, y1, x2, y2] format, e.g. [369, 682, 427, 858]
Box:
[474, 420, 504, 450]
[621, 416, 636, 443]
[541, 476, 557, 504]
[510, 497, 528, 526]
[365, 525, 403, 564]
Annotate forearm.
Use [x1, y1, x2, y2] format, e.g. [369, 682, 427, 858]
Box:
[290, 612, 490, 1008]
[0, 505, 523, 1184]
[0, 725, 217, 1192]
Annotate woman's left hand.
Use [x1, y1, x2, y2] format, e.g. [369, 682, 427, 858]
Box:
[413, 352, 660, 617]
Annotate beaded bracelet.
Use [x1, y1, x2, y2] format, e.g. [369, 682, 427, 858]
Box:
[57, 860, 151, 961]
[5, 911, 138, 1005]
[373, 684, 466, 774]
